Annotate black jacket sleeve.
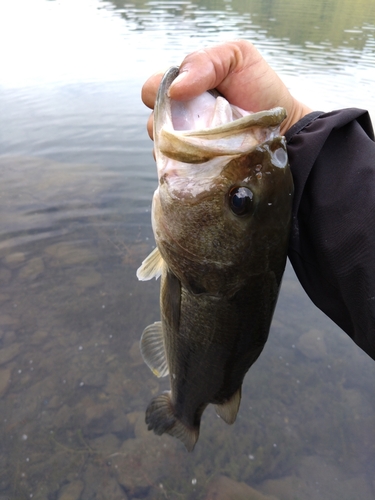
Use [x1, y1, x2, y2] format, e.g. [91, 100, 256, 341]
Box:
[285, 109, 375, 360]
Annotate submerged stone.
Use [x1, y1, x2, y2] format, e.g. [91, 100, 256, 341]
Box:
[3, 252, 26, 269]
[0, 368, 11, 397]
[111, 436, 177, 493]
[129, 340, 144, 366]
[296, 329, 327, 360]
[89, 433, 121, 454]
[0, 269, 12, 285]
[127, 411, 150, 439]
[260, 456, 374, 500]
[30, 329, 50, 345]
[74, 270, 102, 288]
[57, 480, 84, 500]
[0, 343, 21, 366]
[45, 242, 96, 266]
[18, 257, 44, 280]
[205, 475, 279, 500]
[82, 464, 129, 500]
[0, 314, 18, 327]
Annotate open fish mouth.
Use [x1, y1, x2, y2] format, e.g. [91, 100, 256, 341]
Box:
[154, 66, 287, 172]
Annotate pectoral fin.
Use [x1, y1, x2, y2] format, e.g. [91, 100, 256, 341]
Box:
[215, 387, 242, 424]
[136, 247, 164, 281]
[140, 321, 169, 377]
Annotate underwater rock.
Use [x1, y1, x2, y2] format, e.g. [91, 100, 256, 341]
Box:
[82, 464, 128, 500]
[54, 404, 76, 429]
[58, 480, 84, 500]
[0, 343, 21, 366]
[45, 242, 96, 266]
[127, 411, 150, 440]
[298, 456, 373, 497]
[259, 475, 305, 500]
[260, 455, 373, 500]
[93, 477, 128, 500]
[74, 270, 102, 289]
[30, 329, 50, 345]
[0, 456, 10, 493]
[1, 330, 17, 346]
[0, 269, 12, 285]
[83, 400, 115, 434]
[296, 329, 327, 360]
[205, 475, 279, 500]
[89, 433, 121, 454]
[134, 413, 150, 440]
[111, 436, 176, 493]
[129, 340, 144, 367]
[0, 368, 11, 397]
[27, 490, 49, 500]
[0, 293, 10, 304]
[96, 477, 128, 500]
[18, 257, 44, 280]
[81, 369, 107, 388]
[3, 252, 26, 268]
[47, 395, 62, 409]
[105, 371, 147, 399]
[0, 314, 18, 327]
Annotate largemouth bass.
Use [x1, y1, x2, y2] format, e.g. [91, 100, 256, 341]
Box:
[137, 67, 293, 451]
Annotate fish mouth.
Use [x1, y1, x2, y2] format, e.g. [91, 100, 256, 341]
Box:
[153, 66, 287, 177]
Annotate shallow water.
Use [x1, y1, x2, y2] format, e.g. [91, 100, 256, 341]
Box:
[0, 0, 375, 499]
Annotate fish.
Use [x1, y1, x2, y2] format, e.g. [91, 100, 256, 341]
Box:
[137, 66, 293, 451]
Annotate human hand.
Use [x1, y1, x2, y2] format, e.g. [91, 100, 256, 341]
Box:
[142, 40, 312, 138]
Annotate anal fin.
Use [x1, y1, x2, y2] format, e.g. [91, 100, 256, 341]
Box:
[140, 321, 169, 377]
[214, 387, 242, 425]
[146, 391, 199, 452]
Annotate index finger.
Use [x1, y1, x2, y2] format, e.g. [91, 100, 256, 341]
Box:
[168, 41, 262, 108]
[141, 72, 164, 110]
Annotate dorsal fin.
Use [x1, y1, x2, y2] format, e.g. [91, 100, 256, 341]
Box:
[214, 387, 242, 424]
[136, 247, 164, 281]
[140, 321, 169, 378]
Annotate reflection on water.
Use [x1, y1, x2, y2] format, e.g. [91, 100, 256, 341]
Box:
[0, 0, 375, 499]
[113, 0, 375, 48]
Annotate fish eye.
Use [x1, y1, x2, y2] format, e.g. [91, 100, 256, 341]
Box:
[228, 186, 254, 216]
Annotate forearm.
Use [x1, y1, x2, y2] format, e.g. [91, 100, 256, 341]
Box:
[286, 108, 375, 359]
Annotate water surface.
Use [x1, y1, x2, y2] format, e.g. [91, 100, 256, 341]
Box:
[0, 0, 374, 499]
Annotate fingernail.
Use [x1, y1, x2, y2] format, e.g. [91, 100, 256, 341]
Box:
[167, 71, 188, 96]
